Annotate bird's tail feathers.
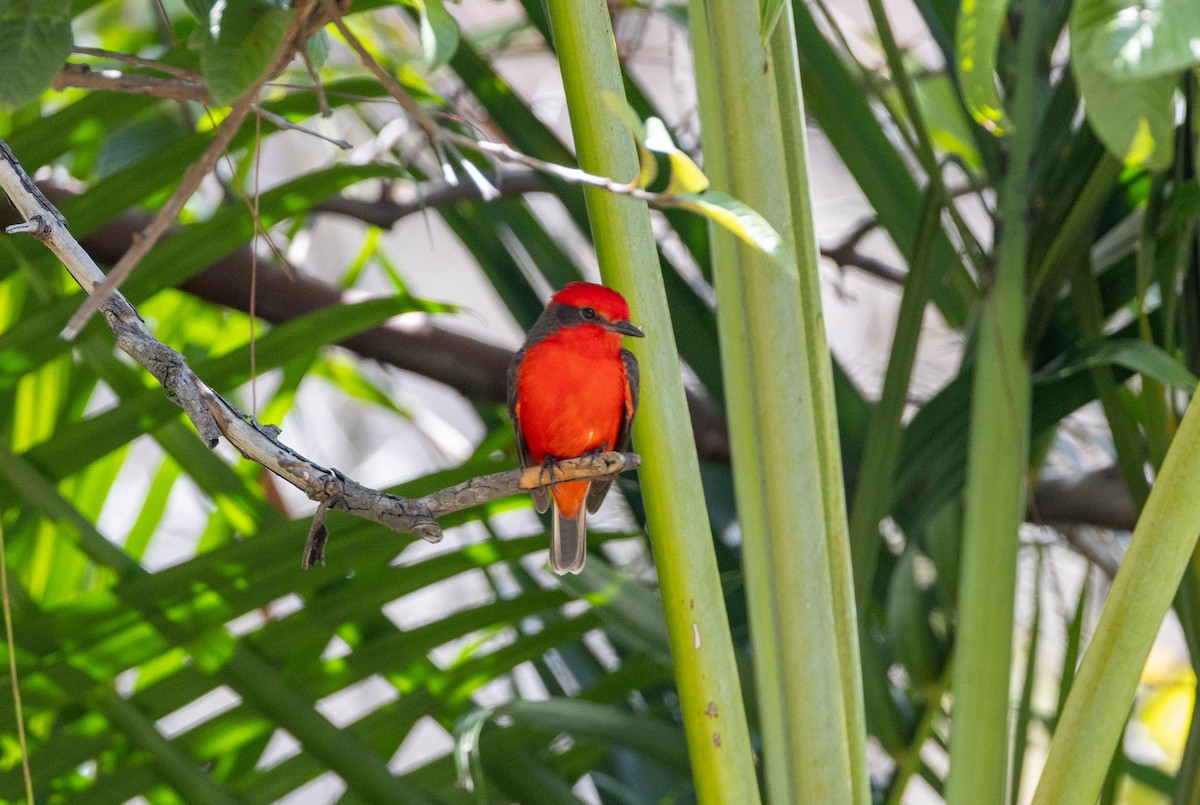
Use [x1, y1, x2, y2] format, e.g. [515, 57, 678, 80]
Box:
[550, 504, 587, 575]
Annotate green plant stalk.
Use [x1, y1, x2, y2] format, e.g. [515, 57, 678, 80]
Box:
[769, 8, 870, 801]
[1032, 501, 1200, 805]
[695, 0, 858, 799]
[689, 6, 790, 803]
[785, 13, 924, 755]
[847, 188, 940, 610]
[540, 2, 760, 802]
[1065, 250, 1200, 670]
[945, 0, 1038, 800]
[1032, 320, 1200, 802]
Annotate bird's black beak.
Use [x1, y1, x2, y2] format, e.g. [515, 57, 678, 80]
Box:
[607, 320, 645, 338]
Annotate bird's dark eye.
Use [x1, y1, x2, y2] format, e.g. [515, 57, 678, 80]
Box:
[580, 307, 596, 320]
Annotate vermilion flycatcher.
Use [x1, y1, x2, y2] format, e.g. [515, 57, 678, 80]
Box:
[507, 282, 643, 574]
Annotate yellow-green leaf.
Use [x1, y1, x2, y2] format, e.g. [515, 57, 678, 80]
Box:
[956, 0, 1013, 135]
[644, 117, 709, 194]
[667, 191, 795, 275]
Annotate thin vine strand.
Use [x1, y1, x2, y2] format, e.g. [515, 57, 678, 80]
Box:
[0, 517, 34, 804]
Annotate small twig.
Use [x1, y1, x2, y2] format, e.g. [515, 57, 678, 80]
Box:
[819, 238, 907, 286]
[52, 63, 210, 103]
[71, 46, 195, 78]
[302, 496, 337, 569]
[254, 105, 350, 149]
[442, 132, 654, 201]
[60, 7, 320, 340]
[53, 65, 350, 151]
[314, 167, 544, 226]
[300, 47, 332, 118]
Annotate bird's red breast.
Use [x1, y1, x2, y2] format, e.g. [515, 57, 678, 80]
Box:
[508, 282, 642, 574]
[514, 325, 632, 518]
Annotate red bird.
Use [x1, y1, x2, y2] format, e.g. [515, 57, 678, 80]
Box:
[508, 282, 643, 574]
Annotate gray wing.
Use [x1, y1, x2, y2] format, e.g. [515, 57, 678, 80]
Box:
[586, 348, 639, 514]
[508, 348, 550, 513]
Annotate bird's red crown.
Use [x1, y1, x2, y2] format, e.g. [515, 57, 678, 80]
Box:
[551, 282, 631, 322]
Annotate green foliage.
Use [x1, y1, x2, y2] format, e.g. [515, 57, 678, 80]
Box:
[2, 0, 1200, 802]
[1069, 0, 1200, 169]
[198, 1, 294, 103]
[0, 0, 72, 110]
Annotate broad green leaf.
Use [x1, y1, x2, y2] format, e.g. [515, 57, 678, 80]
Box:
[0, 0, 73, 110]
[666, 191, 795, 275]
[760, 0, 787, 47]
[414, 0, 459, 69]
[1070, 4, 1178, 170]
[1036, 338, 1197, 390]
[200, 1, 294, 104]
[1072, 0, 1200, 79]
[955, 0, 1013, 135]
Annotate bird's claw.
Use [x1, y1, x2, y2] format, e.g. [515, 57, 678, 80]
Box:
[538, 455, 563, 490]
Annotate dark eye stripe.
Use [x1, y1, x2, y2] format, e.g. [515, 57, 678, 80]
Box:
[580, 307, 596, 320]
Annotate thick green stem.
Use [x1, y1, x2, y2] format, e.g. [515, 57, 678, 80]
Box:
[689, 7, 788, 804]
[691, 0, 862, 800]
[540, 2, 760, 802]
[769, 9, 869, 801]
[1032, 389, 1200, 804]
[945, 0, 1039, 800]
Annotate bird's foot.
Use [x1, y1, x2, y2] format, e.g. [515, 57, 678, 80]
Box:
[538, 455, 564, 489]
[581, 443, 612, 465]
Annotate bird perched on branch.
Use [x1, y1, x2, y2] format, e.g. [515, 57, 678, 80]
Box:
[508, 282, 642, 574]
